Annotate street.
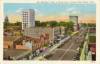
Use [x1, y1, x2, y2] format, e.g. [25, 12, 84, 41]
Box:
[45, 30, 85, 60]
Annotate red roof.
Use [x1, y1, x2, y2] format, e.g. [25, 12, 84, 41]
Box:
[16, 45, 32, 50]
[89, 43, 96, 54]
[90, 47, 96, 52]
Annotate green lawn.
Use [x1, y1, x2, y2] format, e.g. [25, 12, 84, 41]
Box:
[89, 36, 96, 43]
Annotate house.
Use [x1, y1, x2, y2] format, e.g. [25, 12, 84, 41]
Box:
[88, 43, 96, 60]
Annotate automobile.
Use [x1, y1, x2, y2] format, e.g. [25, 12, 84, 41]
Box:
[32, 52, 37, 57]
[48, 44, 52, 47]
[72, 53, 80, 60]
[73, 57, 77, 60]
[39, 58, 46, 60]
[57, 38, 61, 40]
[55, 40, 60, 43]
[58, 35, 64, 38]
[56, 38, 61, 42]
[44, 54, 53, 59]
[73, 56, 79, 60]
[41, 47, 47, 52]
[54, 40, 58, 44]
[40, 49, 43, 53]
[34, 49, 40, 56]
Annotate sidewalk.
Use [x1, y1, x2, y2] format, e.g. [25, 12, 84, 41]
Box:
[33, 36, 71, 60]
[33, 32, 78, 60]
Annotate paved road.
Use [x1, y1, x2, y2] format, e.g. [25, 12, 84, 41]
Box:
[45, 30, 85, 60]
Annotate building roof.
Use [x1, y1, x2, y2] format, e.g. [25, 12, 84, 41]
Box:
[4, 49, 32, 60]
[4, 44, 9, 49]
[4, 36, 20, 41]
[90, 47, 96, 53]
[4, 41, 13, 49]
[16, 45, 32, 50]
[4, 36, 22, 48]
[89, 43, 96, 54]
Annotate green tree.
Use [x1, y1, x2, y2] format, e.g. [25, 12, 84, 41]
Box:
[58, 22, 67, 27]
[14, 22, 22, 30]
[14, 21, 22, 26]
[81, 23, 96, 28]
[4, 16, 9, 29]
[66, 21, 74, 31]
[40, 22, 48, 27]
[64, 21, 74, 35]
[48, 21, 58, 27]
[35, 20, 41, 27]
[88, 23, 96, 27]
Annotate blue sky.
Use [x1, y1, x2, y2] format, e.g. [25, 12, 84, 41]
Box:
[4, 3, 96, 16]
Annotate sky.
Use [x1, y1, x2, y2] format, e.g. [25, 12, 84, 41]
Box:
[4, 3, 96, 22]
[4, 3, 96, 16]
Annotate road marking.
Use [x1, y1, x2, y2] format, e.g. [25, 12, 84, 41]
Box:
[34, 30, 85, 60]
[59, 41, 74, 60]
[54, 49, 78, 53]
[58, 33, 83, 60]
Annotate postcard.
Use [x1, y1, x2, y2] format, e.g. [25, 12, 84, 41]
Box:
[0, 0, 100, 64]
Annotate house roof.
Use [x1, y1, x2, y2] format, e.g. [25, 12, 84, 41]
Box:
[16, 45, 32, 50]
[89, 43, 96, 54]
[4, 49, 32, 60]
[4, 44, 9, 49]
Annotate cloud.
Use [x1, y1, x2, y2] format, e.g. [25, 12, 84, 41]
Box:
[67, 8, 75, 12]
[34, 9, 41, 15]
[16, 8, 24, 13]
[34, 8, 45, 18]
[70, 10, 81, 15]
[61, 7, 81, 16]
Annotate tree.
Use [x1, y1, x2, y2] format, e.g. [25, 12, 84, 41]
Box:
[64, 21, 74, 35]
[40, 22, 48, 27]
[88, 23, 96, 27]
[66, 21, 74, 31]
[4, 16, 9, 23]
[81, 23, 96, 28]
[48, 21, 58, 27]
[4, 16, 9, 29]
[14, 21, 22, 26]
[14, 22, 22, 30]
[58, 22, 67, 27]
[35, 20, 41, 27]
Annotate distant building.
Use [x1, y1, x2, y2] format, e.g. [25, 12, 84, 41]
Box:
[21, 9, 35, 30]
[89, 27, 96, 33]
[23, 27, 61, 44]
[69, 16, 79, 31]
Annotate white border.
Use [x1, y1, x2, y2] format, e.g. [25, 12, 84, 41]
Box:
[4, 0, 95, 3]
[1, 0, 100, 64]
[0, 0, 3, 64]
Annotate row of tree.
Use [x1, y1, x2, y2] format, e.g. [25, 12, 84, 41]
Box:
[81, 23, 96, 27]
[35, 21, 75, 35]
[4, 16, 74, 32]
[4, 16, 22, 31]
[35, 20, 74, 29]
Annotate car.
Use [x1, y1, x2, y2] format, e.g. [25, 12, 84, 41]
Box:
[32, 52, 37, 57]
[48, 44, 52, 47]
[40, 49, 43, 53]
[57, 38, 61, 41]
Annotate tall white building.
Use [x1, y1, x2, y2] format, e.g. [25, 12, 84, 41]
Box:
[21, 9, 35, 30]
[69, 16, 79, 31]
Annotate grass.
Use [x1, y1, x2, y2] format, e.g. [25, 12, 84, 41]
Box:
[89, 36, 96, 43]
